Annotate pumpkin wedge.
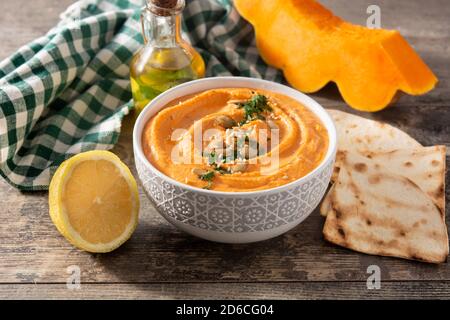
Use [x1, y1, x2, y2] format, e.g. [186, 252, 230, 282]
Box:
[235, 0, 438, 112]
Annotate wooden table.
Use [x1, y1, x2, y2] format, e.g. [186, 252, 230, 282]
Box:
[1, 0, 449, 299]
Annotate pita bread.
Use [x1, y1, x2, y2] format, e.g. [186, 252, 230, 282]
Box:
[361, 146, 446, 214]
[323, 152, 449, 263]
[328, 109, 423, 184]
[326, 146, 446, 215]
[328, 109, 422, 153]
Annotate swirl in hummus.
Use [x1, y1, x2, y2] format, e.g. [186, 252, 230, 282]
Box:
[142, 88, 329, 192]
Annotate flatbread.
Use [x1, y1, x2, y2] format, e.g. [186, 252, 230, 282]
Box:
[326, 146, 446, 215]
[328, 109, 423, 185]
[361, 146, 446, 214]
[328, 109, 422, 153]
[323, 152, 449, 263]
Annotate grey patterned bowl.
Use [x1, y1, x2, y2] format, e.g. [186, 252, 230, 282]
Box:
[133, 77, 336, 243]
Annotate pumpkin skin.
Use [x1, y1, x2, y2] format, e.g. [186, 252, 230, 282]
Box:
[234, 0, 438, 112]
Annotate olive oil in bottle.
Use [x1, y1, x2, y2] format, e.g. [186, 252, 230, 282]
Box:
[130, 0, 205, 113]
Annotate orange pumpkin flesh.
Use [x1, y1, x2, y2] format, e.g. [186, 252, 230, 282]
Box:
[235, 0, 438, 112]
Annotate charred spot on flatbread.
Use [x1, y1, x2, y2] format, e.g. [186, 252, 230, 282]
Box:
[322, 151, 448, 264]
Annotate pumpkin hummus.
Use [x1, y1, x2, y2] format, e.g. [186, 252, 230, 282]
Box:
[142, 88, 328, 192]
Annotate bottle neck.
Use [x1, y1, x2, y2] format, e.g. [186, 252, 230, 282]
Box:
[141, 0, 184, 48]
[148, 13, 182, 47]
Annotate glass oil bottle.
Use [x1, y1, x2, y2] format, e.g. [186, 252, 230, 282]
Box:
[130, 0, 205, 113]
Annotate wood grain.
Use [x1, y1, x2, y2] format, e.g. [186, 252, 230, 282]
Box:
[0, 0, 449, 299]
[0, 0, 77, 60]
[3, 281, 450, 300]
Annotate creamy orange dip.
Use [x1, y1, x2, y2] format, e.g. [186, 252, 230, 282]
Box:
[142, 88, 328, 192]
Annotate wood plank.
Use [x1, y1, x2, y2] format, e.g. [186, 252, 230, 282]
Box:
[0, 112, 448, 284]
[0, 0, 76, 60]
[2, 281, 450, 299]
[0, 0, 449, 109]
[0, 0, 449, 300]
[1, 0, 449, 107]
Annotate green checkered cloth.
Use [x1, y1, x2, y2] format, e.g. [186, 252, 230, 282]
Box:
[0, 0, 283, 191]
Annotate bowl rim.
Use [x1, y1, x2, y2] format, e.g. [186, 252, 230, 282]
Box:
[133, 76, 337, 196]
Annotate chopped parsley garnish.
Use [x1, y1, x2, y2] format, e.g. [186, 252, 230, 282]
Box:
[238, 94, 272, 125]
[199, 170, 215, 181]
[204, 150, 224, 166]
[204, 150, 231, 173]
[198, 170, 215, 189]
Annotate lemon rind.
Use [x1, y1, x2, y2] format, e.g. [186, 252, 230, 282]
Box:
[49, 150, 140, 253]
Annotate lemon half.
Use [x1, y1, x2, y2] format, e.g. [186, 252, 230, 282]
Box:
[49, 150, 140, 253]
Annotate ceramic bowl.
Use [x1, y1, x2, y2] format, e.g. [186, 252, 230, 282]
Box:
[133, 77, 337, 243]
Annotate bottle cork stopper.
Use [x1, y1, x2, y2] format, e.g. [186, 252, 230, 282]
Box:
[149, 0, 179, 16]
[152, 0, 178, 9]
